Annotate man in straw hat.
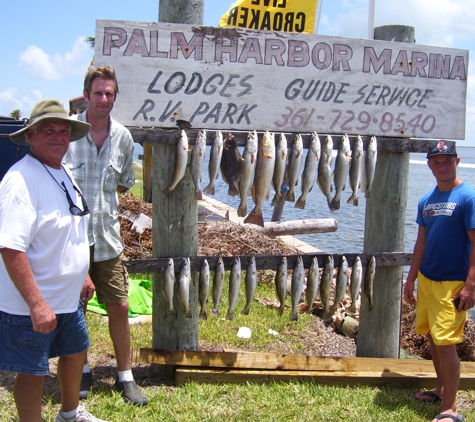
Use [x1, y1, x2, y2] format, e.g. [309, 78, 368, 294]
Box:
[405, 141, 475, 422]
[0, 99, 107, 422]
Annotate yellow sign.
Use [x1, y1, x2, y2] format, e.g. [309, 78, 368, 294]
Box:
[219, 0, 318, 34]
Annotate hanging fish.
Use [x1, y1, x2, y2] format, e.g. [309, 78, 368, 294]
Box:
[290, 256, 305, 321]
[163, 258, 176, 316]
[203, 131, 223, 196]
[330, 255, 349, 316]
[162, 130, 189, 197]
[329, 134, 351, 212]
[286, 134, 304, 203]
[271, 133, 288, 207]
[364, 136, 378, 199]
[275, 256, 288, 316]
[177, 257, 192, 318]
[190, 130, 207, 200]
[244, 131, 276, 227]
[317, 135, 333, 206]
[226, 257, 242, 320]
[320, 255, 334, 322]
[237, 131, 258, 217]
[295, 132, 321, 209]
[241, 257, 257, 315]
[364, 255, 376, 311]
[305, 256, 319, 313]
[198, 259, 210, 320]
[347, 135, 363, 206]
[220, 133, 244, 197]
[347, 256, 363, 313]
[211, 257, 225, 317]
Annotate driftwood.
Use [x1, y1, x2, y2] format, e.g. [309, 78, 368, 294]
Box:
[251, 218, 338, 236]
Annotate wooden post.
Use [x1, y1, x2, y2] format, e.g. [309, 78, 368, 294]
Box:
[151, 0, 204, 377]
[356, 25, 414, 358]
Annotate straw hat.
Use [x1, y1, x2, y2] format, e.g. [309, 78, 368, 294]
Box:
[9, 99, 91, 145]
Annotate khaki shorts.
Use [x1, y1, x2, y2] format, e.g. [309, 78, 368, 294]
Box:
[89, 247, 129, 304]
[415, 271, 466, 346]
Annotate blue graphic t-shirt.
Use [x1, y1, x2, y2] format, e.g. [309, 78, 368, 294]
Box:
[417, 182, 475, 281]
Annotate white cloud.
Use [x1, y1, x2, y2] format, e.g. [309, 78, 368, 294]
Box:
[18, 36, 93, 81]
[0, 88, 43, 118]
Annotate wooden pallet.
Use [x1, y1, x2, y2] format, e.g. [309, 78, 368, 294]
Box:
[133, 348, 475, 389]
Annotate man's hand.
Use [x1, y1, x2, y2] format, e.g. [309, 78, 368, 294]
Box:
[81, 274, 95, 303]
[403, 279, 417, 305]
[30, 300, 57, 333]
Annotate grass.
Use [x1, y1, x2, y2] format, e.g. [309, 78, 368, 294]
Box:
[1, 274, 474, 421]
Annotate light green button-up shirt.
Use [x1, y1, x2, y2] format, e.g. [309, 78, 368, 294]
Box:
[63, 111, 135, 262]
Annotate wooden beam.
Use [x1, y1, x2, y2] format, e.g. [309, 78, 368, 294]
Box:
[251, 218, 338, 236]
[132, 348, 475, 374]
[125, 252, 413, 273]
[174, 368, 475, 389]
[129, 127, 455, 154]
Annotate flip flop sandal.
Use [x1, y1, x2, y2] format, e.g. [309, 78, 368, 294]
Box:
[435, 413, 465, 421]
[414, 391, 442, 403]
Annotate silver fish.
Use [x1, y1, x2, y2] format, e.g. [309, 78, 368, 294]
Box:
[317, 135, 333, 206]
[275, 257, 288, 316]
[244, 131, 275, 227]
[347, 135, 363, 206]
[211, 257, 225, 317]
[203, 131, 223, 196]
[198, 259, 210, 320]
[290, 256, 305, 321]
[364, 255, 376, 311]
[237, 131, 258, 217]
[295, 132, 321, 209]
[271, 133, 288, 207]
[320, 255, 334, 321]
[305, 256, 319, 313]
[364, 136, 377, 199]
[190, 130, 207, 200]
[226, 257, 242, 320]
[241, 257, 257, 315]
[286, 134, 304, 203]
[163, 258, 176, 316]
[330, 255, 349, 316]
[177, 257, 192, 318]
[329, 134, 351, 212]
[162, 130, 189, 197]
[347, 256, 363, 313]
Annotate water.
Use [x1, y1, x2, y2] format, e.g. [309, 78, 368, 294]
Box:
[134, 144, 475, 317]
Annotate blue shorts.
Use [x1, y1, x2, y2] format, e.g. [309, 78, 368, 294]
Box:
[0, 303, 90, 376]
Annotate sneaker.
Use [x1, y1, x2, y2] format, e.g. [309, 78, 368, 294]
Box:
[79, 372, 93, 400]
[114, 376, 148, 406]
[55, 404, 108, 422]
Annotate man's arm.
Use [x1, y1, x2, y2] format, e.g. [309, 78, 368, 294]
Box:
[404, 225, 426, 305]
[0, 248, 57, 333]
[454, 228, 475, 311]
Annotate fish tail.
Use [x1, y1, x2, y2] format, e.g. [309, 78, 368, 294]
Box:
[364, 190, 371, 199]
[228, 184, 240, 197]
[241, 305, 250, 315]
[225, 310, 234, 320]
[237, 203, 247, 218]
[346, 304, 356, 314]
[277, 305, 285, 316]
[195, 190, 203, 200]
[184, 310, 192, 318]
[203, 184, 215, 196]
[244, 208, 264, 227]
[211, 308, 219, 317]
[329, 197, 340, 212]
[198, 310, 207, 320]
[286, 189, 295, 202]
[162, 186, 173, 197]
[290, 311, 298, 321]
[169, 308, 177, 316]
[271, 193, 280, 207]
[294, 196, 305, 209]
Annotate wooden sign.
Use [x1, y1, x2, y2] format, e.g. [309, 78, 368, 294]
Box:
[94, 20, 468, 139]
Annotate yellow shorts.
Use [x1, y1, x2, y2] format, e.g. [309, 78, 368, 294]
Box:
[415, 272, 467, 346]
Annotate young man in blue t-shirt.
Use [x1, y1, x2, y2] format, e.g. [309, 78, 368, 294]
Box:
[404, 141, 475, 422]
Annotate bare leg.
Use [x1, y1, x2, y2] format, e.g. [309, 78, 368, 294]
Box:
[57, 351, 86, 412]
[105, 302, 131, 371]
[14, 373, 44, 422]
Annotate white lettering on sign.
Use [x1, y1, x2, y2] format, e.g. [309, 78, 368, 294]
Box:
[94, 20, 468, 139]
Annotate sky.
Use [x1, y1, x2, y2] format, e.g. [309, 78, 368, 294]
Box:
[1, 0, 474, 145]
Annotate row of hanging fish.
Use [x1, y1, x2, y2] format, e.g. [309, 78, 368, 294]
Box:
[162, 254, 376, 322]
[162, 130, 378, 227]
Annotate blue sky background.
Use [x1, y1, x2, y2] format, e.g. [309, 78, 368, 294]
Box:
[1, 0, 473, 145]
